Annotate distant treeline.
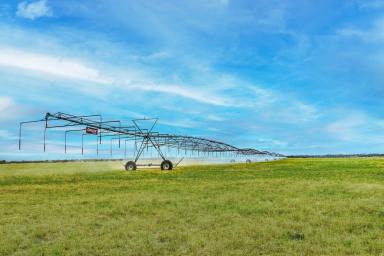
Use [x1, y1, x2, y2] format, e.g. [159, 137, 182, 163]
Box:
[287, 154, 384, 158]
[0, 159, 124, 164]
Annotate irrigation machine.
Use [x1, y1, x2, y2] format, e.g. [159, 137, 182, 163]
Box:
[19, 112, 283, 170]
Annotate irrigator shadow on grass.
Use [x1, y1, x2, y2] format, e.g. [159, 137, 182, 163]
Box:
[19, 112, 283, 170]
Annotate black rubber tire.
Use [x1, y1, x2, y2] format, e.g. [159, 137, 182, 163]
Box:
[125, 161, 137, 171]
[246, 159, 251, 163]
[160, 160, 173, 170]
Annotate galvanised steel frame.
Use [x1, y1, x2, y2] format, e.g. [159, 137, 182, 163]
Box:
[19, 112, 283, 170]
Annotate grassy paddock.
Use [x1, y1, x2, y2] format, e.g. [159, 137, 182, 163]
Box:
[0, 158, 383, 255]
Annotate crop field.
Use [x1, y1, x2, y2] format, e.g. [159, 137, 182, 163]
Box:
[0, 158, 383, 255]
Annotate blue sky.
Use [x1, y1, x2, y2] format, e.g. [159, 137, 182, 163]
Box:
[1, 0, 384, 159]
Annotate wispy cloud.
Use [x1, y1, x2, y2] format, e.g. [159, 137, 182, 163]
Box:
[16, 0, 52, 20]
[326, 111, 384, 143]
[355, 0, 384, 10]
[0, 96, 13, 112]
[129, 83, 231, 106]
[0, 130, 18, 140]
[337, 17, 384, 43]
[0, 41, 321, 152]
[0, 47, 109, 83]
[159, 118, 200, 128]
[0, 96, 24, 121]
[237, 85, 319, 123]
[0, 46, 234, 106]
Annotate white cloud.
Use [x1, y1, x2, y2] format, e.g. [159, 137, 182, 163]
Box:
[326, 115, 364, 141]
[0, 40, 316, 114]
[205, 114, 224, 121]
[0, 24, 315, 113]
[16, 0, 52, 20]
[247, 86, 278, 107]
[294, 101, 318, 119]
[0, 47, 110, 84]
[218, 0, 229, 6]
[0, 96, 24, 121]
[337, 18, 384, 43]
[237, 85, 319, 123]
[326, 112, 384, 143]
[159, 119, 200, 128]
[261, 100, 318, 123]
[0, 47, 233, 106]
[0, 45, 320, 122]
[0, 130, 18, 140]
[356, 0, 384, 9]
[0, 96, 13, 111]
[254, 5, 286, 31]
[130, 83, 231, 106]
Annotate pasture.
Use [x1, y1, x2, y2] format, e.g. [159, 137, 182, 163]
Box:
[0, 158, 383, 255]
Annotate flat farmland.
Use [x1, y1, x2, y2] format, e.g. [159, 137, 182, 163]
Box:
[0, 158, 383, 255]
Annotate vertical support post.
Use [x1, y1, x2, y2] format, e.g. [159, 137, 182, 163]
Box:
[96, 135, 99, 156]
[18, 123, 22, 150]
[110, 139, 113, 156]
[43, 118, 47, 152]
[99, 115, 103, 144]
[167, 137, 170, 154]
[124, 140, 127, 158]
[119, 122, 121, 148]
[134, 127, 137, 157]
[81, 134, 84, 155]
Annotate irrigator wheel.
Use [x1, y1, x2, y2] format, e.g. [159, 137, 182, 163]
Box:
[125, 161, 137, 171]
[246, 159, 252, 163]
[161, 160, 173, 170]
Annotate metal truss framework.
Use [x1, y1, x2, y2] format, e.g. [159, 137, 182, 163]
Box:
[19, 112, 283, 170]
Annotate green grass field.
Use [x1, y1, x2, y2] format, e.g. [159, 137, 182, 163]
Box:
[0, 158, 383, 255]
